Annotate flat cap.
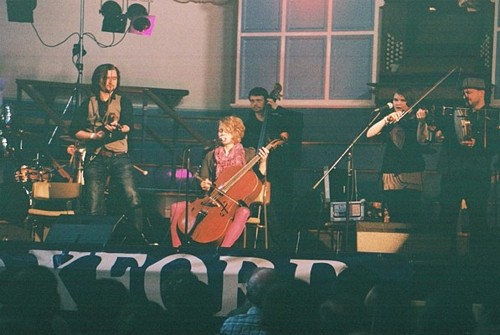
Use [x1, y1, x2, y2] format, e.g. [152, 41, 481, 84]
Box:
[462, 77, 486, 90]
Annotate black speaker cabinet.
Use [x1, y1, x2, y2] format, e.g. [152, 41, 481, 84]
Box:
[44, 215, 124, 247]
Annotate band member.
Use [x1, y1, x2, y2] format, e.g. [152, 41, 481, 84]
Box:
[70, 63, 146, 243]
[367, 87, 426, 225]
[417, 77, 500, 255]
[242, 87, 303, 250]
[170, 116, 269, 248]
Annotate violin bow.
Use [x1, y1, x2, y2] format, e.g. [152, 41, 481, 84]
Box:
[400, 66, 460, 120]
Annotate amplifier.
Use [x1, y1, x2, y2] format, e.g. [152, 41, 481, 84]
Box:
[330, 199, 365, 222]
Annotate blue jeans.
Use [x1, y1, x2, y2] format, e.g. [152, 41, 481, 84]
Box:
[84, 153, 143, 231]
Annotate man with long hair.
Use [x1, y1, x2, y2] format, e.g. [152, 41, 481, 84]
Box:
[70, 63, 145, 244]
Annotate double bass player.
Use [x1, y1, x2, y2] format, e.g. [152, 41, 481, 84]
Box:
[169, 116, 269, 248]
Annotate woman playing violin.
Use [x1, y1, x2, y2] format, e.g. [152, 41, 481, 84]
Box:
[367, 87, 426, 225]
[170, 116, 269, 248]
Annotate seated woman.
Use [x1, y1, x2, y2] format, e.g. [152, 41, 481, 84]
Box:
[170, 116, 269, 248]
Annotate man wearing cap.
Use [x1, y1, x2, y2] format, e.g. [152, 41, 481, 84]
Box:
[417, 77, 499, 256]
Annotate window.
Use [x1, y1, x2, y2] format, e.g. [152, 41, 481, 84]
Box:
[234, 0, 382, 108]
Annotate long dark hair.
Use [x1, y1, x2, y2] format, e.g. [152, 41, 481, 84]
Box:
[90, 63, 121, 96]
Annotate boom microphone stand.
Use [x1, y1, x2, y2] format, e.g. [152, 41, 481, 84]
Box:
[312, 111, 382, 252]
[312, 67, 459, 252]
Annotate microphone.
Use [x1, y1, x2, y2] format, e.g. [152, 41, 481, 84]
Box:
[373, 102, 394, 113]
[133, 165, 148, 176]
[204, 138, 221, 151]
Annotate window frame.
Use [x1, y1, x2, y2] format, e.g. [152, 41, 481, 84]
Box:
[233, 0, 384, 108]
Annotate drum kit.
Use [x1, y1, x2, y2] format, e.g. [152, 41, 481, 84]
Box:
[0, 104, 82, 225]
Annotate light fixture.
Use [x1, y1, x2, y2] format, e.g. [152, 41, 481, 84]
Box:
[6, 0, 37, 23]
[126, 3, 155, 36]
[100, 1, 127, 33]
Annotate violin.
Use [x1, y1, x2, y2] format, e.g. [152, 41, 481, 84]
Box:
[174, 138, 284, 245]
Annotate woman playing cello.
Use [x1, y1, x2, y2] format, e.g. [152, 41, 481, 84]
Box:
[170, 116, 269, 248]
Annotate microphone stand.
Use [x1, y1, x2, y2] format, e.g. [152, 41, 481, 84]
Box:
[312, 111, 381, 252]
[183, 146, 192, 245]
[344, 152, 353, 252]
[312, 66, 459, 252]
[313, 112, 381, 190]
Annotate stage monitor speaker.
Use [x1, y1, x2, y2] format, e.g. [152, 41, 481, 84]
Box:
[356, 222, 453, 255]
[356, 222, 411, 253]
[44, 215, 124, 247]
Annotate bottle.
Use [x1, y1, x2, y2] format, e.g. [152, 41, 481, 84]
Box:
[383, 208, 390, 223]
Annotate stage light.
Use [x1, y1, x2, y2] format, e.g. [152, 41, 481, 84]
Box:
[100, 1, 127, 33]
[126, 3, 155, 36]
[6, 0, 37, 23]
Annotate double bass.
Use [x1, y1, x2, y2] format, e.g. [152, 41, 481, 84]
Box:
[175, 139, 284, 245]
[257, 83, 282, 149]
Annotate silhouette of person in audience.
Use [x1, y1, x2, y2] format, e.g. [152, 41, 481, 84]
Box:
[161, 268, 218, 335]
[0, 265, 71, 335]
[261, 278, 322, 335]
[220, 267, 281, 335]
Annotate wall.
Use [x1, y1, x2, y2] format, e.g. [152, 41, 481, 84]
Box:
[0, 0, 237, 110]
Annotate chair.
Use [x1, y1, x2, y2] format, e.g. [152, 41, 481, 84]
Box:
[243, 181, 271, 249]
[27, 182, 81, 241]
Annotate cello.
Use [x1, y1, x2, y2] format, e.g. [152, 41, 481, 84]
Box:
[175, 139, 284, 245]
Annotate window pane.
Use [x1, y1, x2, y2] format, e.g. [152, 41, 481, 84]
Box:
[287, 0, 328, 32]
[330, 36, 373, 99]
[239, 37, 281, 99]
[242, 0, 281, 32]
[285, 37, 326, 99]
[332, 0, 374, 31]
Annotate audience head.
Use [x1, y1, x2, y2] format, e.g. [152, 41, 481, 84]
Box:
[116, 300, 169, 335]
[415, 280, 476, 335]
[77, 278, 131, 333]
[161, 269, 217, 335]
[1, 265, 62, 334]
[246, 267, 281, 309]
[261, 278, 321, 335]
